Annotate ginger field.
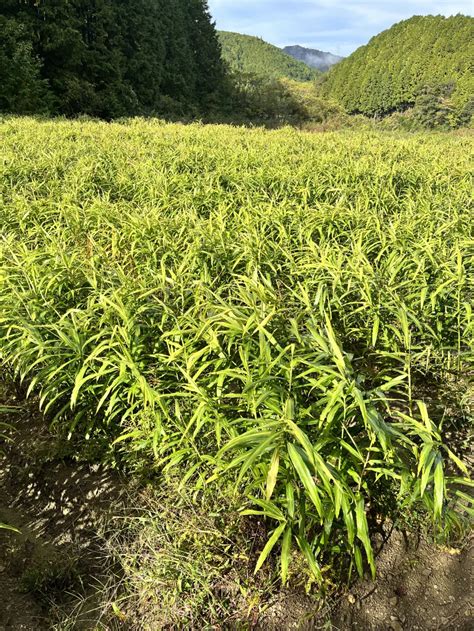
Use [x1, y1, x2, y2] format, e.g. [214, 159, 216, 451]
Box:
[0, 118, 473, 590]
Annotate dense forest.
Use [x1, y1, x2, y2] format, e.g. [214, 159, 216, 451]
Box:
[0, 0, 227, 118]
[218, 31, 319, 82]
[321, 15, 474, 124]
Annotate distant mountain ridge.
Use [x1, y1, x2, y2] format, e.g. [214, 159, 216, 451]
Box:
[218, 32, 320, 82]
[283, 45, 344, 72]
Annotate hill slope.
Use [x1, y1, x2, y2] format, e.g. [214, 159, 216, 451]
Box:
[283, 45, 343, 72]
[218, 31, 319, 81]
[320, 15, 474, 117]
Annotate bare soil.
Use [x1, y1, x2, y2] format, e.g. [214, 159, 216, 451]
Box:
[331, 531, 473, 631]
[0, 389, 126, 630]
[260, 531, 473, 631]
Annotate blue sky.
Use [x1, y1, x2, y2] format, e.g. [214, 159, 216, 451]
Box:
[207, 1, 473, 56]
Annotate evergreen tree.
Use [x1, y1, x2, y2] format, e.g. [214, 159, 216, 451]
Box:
[160, 0, 196, 114]
[0, 15, 50, 113]
[188, 1, 226, 110]
[117, 0, 166, 113]
[414, 84, 455, 129]
[0, 0, 228, 118]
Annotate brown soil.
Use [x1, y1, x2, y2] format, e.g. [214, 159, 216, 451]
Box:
[0, 389, 126, 630]
[260, 532, 473, 631]
[331, 531, 473, 631]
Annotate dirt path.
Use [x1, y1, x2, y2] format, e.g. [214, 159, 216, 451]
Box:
[0, 464, 124, 630]
[0, 509, 47, 630]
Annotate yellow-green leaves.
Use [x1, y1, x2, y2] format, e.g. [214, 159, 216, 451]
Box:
[296, 535, 322, 582]
[255, 522, 287, 573]
[288, 442, 323, 517]
[280, 526, 292, 584]
[325, 314, 346, 375]
[433, 458, 445, 519]
[418, 443, 436, 496]
[355, 497, 375, 578]
[266, 449, 280, 500]
[0, 522, 21, 533]
[1, 119, 472, 591]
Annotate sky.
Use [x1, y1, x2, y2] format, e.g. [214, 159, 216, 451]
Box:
[207, 1, 473, 56]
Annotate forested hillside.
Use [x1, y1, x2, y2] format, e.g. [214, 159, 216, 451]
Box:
[320, 15, 474, 123]
[218, 31, 319, 81]
[0, 0, 226, 118]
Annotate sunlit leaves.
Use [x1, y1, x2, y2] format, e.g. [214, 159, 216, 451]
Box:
[0, 119, 472, 586]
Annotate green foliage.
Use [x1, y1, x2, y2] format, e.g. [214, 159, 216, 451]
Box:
[0, 16, 51, 114]
[321, 15, 474, 124]
[281, 80, 344, 122]
[413, 84, 455, 129]
[218, 31, 320, 82]
[227, 74, 344, 125]
[0, 118, 472, 583]
[228, 74, 299, 123]
[0, 0, 227, 118]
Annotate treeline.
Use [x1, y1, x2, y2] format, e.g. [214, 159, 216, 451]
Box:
[320, 15, 474, 126]
[0, 0, 226, 118]
[0, 0, 342, 126]
[1, 5, 472, 130]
